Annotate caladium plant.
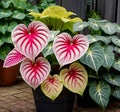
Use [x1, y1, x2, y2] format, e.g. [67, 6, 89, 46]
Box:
[3, 6, 89, 101]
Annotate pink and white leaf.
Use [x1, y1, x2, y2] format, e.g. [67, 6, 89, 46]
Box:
[20, 57, 51, 89]
[12, 21, 50, 60]
[60, 62, 88, 95]
[3, 48, 25, 68]
[53, 33, 89, 67]
[41, 74, 63, 101]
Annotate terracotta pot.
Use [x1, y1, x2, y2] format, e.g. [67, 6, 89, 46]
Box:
[0, 60, 20, 86]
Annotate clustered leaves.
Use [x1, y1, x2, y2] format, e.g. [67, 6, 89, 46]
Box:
[3, 6, 89, 101]
[74, 18, 120, 109]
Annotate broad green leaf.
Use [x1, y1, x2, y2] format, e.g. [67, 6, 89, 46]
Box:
[114, 23, 120, 33]
[73, 21, 88, 32]
[1, 0, 12, 8]
[42, 42, 53, 57]
[86, 35, 98, 44]
[95, 35, 110, 44]
[2, 35, 12, 44]
[7, 22, 18, 32]
[114, 46, 120, 53]
[12, 10, 25, 20]
[26, 4, 39, 12]
[88, 18, 100, 31]
[87, 35, 108, 44]
[41, 74, 63, 101]
[60, 62, 88, 95]
[0, 45, 11, 60]
[111, 86, 120, 99]
[98, 21, 117, 35]
[102, 47, 114, 69]
[12, 0, 27, 9]
[89, 81, 111, 108]
[0, 24, 8, 34]
[0, 10, 12, 19]
[80, 43, 104, 72]
[112, 58, 120, 72]
[103, 73, 120, 87]
[49, 30, 60, 41]
[111, 36, 120, 47]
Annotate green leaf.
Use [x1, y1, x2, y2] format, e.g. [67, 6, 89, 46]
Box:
[114, 23, 120, 33]
[12, 0, 27, 9]
[80, 43, 104, 72]
[41, 75, 63, 101]
[102, 47, 114, 69]
[103, 73, 120, 87]
[112, 58, 120, 72]
[60, 62, 88, 95]
[89, 81, 111, 108]
[49, 30, 60, 41]
[42, 42, 53, 57]
[0, 39, 4, 47]
[1, 0, 12, 8]
[0, 45, 11, 60]
[114, 46, 120, 53]
[7, 22, 18, 32]
[0, 9, 12, 19]
[95, 35, 111, 44]
[73, 21, 88, 32]
[26, 4, 39, 12]
[88, 18, 100, 31]
[2, 35, 12, 44]
[12, 10, 25, 20]
[111, 36, 120, 47]
[0, 23, 8, 34]
[111, 86, 120, 99]
[98, 20, 117, 35]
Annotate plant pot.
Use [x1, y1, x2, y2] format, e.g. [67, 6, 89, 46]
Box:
[0, 60, 20, 86]
[32, 87, 75, 112]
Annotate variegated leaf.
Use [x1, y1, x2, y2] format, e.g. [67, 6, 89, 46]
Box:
[3, 48, 25, 67]
[41, 74, 63, 101]
[60, 62, 88, 95]
[20, 57, 51, 89]
[89, 81, 111, 109]
[12, 21, 50, 60]
[80, 43, 104, 72]
[53, 33, 89, 67]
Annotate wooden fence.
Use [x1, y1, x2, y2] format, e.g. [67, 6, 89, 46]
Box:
[33, 0, 120, 24]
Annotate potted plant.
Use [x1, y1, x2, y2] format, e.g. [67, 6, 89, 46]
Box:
[0, 0, 55, 86]
[3, 5, 89, 112]
[73, 18, 120, 110]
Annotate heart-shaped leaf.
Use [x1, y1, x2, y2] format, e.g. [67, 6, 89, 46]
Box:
[3, 48, 25, 68]
[73, 21, 88, 32]
[80, 43, 104, 72]
[111, 36, 120, 47]
[112, 58, 120, 72]
[12, 21, 50, 60]
[103, 73, 120, 87]
[41, 74, 63, 101]
[60, 62, 88, 95]
[111, 86, 120, 99]
[89, 81, 111, 108]
[102, 47, 114, 69]
[20, 57, 51, 89]
[53, 33, 89, 66]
